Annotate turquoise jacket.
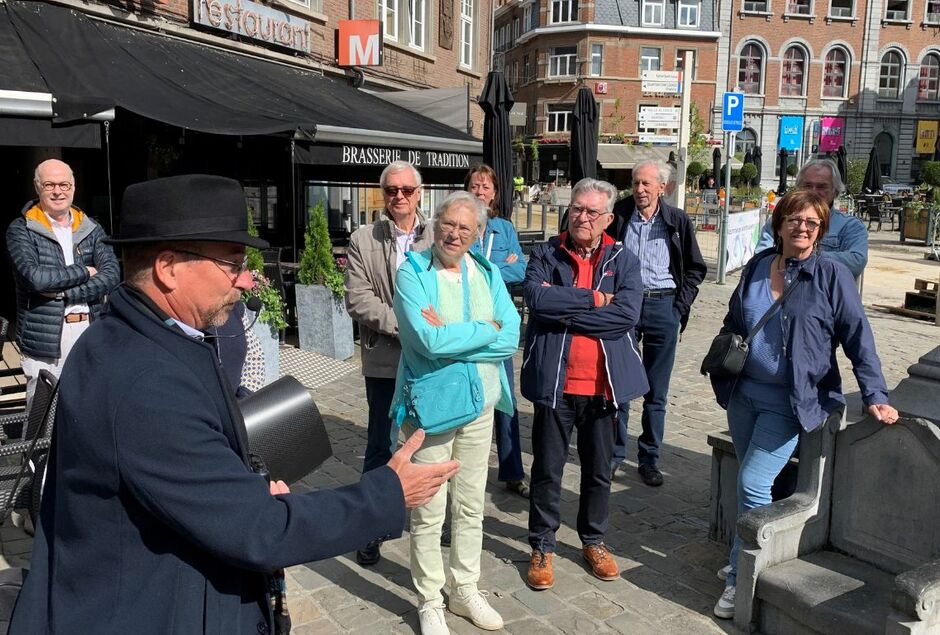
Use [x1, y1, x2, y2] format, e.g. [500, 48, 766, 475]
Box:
[390, 248, 522, 425]
[469, 216, 527, 284]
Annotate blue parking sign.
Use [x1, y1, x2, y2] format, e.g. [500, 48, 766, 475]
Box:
[722, 92, 744, 132]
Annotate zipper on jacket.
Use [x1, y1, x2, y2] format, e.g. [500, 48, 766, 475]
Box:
[551, 327, 568, 409]
[598, 340, 618, 409]
[521, 336, 537, 369]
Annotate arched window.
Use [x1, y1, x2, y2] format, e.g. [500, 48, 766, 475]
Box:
[879, 50, 903, 98]
[738, 43, 763, 94]
[781, 46, 807, 96]
[874, 132, 894, 176]
[734, 128, 758, 156]
[919, 53, 940, 101]
[823, 48, 848, 98]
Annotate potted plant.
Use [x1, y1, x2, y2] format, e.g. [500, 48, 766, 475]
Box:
[903, 198, 928, 242]
[294, 201, 353, 360]
[244, 213, 287, 385]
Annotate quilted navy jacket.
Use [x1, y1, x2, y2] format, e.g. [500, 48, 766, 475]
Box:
[5, 201, 120, 357]
[520, 234, 649, 409]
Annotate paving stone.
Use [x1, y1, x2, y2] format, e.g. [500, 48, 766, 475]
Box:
[569, 590, 626, 619]
[511, 586, 566, 615]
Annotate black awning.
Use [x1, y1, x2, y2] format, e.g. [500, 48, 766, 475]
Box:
[0, 117, 100, 148]
[0, 9, 46, 92]
[6, 1, 480, 146]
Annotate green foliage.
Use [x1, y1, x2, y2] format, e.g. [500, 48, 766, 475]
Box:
[687, 160, 706, 183]
[739, 163, 758, 194]
[242, 210, 286, 329]
[530, 139, 540, 161]
[298, 201, 345, 299]
[245, 210, 265, 273]
[687, 102, 710, 164]
[846, 159, 866, 196]
[786, 162, 798, 177]
[920, 161, 940, 188]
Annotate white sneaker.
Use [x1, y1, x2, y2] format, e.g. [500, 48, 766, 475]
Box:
[418, 599, 450, 635]
[713, 585, 736, 619]
[717, 564, 731, 581]
[449, 587, 504, 631]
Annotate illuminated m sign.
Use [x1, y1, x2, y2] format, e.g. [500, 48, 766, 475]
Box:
[336, 20, 383, 67]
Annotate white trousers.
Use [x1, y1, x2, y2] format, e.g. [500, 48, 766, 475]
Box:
[21, 320, 89, 409]
[405, 408, 494, 603]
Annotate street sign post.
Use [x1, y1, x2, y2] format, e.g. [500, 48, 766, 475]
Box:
[721, 92, 744, 132]
[638, 106, 681, 126]
[638, 134, 679, 144]
[641, 70, 682, 93]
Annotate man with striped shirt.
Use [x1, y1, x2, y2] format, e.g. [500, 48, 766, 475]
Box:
[606, 160, 707, 487]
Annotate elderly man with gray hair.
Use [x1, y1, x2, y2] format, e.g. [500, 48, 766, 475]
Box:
[522, 177, 648, 590]
[607, 159, 707, 487]
[345, 160, 432, 566]
[755, 157, 867, 279]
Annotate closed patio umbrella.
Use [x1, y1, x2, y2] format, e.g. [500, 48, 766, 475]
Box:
[712, 147, 722, 187]
[751, 147, 763, 188]
[863, 146, 882, 194]
[478, 71, 514, 218]
[836, 145, 847, 185]
[569, 87, 598, 184]
[777, 148, 789, 195]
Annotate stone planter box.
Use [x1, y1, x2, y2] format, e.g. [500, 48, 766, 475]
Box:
[248, 310, 280, 386]
[295, 283, 353, 360]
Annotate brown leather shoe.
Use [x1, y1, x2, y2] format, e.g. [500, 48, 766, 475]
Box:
[582, 543, 619, 581]
[527, 551, 554, 590]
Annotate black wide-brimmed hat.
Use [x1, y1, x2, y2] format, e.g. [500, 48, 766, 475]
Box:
[105, 174, 269, 248]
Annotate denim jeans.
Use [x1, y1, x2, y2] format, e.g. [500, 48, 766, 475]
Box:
[529, 395, 616, 552]
[725, 383, 801, 587]
[611, 295, 680, 468]
[363, 376, 399, 474]
[495, 357, 525, 482]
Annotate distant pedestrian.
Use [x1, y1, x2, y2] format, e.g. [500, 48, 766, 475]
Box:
[522, 178, 647, 591]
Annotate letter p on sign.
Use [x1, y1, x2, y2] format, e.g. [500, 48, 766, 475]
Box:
[722, 92, 744, 132]
[336, 20, 383, 67]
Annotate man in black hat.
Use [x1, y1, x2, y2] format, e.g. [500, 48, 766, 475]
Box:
[10, 175, 460, 635]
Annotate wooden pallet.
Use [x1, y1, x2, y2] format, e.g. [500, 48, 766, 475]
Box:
[872, 304, 937, 321]
[914, 278, 939, 293]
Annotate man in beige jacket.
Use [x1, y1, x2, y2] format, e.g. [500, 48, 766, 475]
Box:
[345, 160, 432, 565]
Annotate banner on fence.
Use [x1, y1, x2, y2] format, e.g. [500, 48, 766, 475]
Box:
[724, 209, 762, 274]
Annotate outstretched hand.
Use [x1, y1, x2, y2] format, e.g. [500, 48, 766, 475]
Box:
[387, 429, 460, 509]
[868, 403, 899, 425]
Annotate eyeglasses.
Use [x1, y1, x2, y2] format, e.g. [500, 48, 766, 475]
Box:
[39, 181, 73, 192]
[174, 249, 249, 278]
[383, 186, 418, 197]
[785, 217, 821, 231]
[568, 203, 610, 221]
[439, 220, 476, 239]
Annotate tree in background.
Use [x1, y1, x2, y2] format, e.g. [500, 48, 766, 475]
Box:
[739, 163, 758, 196]
[846, 159, 866, 196]
[687, 161, 705, 188]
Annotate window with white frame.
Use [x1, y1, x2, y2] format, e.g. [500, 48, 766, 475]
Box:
[885, 0, 909, 19]
[743, 0, 768, 10]
[785, 0, 811, 14]
[919, 53, 940, 100]
[549, 46, 578, 77]
[641, 0, 664, 25]
[738, 42, 763, 94]
[591, 44, 603, 76]
[523, 1, 534, 30]
[460, 0, 473, 67]
[513, 17, 520, 41]
[781, 46, 806, 95]
[676, 49, 696, 79]
[547, 104, 573, 132]
[640, 47, 661, 72]
[409, 0, 426, 49]
[551, 0, 577, 23]
[637, 103, 658, 134]
[879, 50, 903, 97]
[829, 0, 853, 16]
[378, 0, 399, 40]
[678, 0, 700, 26]
[823, 47, 848, 97]
[927, 0, 940, 22]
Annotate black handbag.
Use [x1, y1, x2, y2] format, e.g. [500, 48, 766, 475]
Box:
[701, 276, 803, 378]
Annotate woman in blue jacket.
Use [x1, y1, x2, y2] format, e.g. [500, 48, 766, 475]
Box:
[464, 164, 529, 498]
[709, 190, 899, 620]
[392, 191, 521, 635]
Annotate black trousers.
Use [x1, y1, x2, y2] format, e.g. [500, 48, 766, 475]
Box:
[528, 394, 616, 553]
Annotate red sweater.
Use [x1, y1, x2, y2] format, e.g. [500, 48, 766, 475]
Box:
[561, 232, 614, 398]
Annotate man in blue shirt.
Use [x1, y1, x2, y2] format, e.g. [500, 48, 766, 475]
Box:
[755, 158, 867, 279]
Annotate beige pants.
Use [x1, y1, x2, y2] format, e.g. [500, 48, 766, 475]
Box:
[21, 320, 89, 409]
[405, 408, 494, 603]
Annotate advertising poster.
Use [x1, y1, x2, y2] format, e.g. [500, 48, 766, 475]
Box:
[819, 117, 844, 152]
[778, 116, 804, 152]
[724, 209, 762, 274]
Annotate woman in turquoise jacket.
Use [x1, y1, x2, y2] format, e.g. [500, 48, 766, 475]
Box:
[464, 164, 530, 498]
[391, 191, 521, 635]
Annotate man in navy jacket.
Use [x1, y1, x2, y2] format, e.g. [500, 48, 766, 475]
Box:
[9, 175, 459, 635]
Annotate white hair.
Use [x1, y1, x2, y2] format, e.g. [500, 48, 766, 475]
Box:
[570, 178, 618, 213]
[380, 160, 422, 189]
[633, 159, 673, 184]
[33, 159, 74, 187]
[797, 158, 845, 195]
[433, 191, 488, 239]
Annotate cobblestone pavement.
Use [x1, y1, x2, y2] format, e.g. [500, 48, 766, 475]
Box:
[2, 231, 938, 634]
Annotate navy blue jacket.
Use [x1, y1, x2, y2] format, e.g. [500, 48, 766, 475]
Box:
[521, 235, 649, 408]
[607, 198, 707, 331]
[10, 285, 405, 635]
[710, 249, 890, 431]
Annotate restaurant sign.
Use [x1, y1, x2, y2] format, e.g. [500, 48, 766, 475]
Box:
[192, 0, 314, 54]
[916, 120, 938, 155]
[295, 143, 477, 168]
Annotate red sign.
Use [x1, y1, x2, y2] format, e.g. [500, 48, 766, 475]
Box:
[595, 82, 608, 94]
[819, 116, 844, 152]
[336, 20, 383, 67]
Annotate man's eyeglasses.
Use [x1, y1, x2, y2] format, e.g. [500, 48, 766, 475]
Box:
[568, 203, 609, 221]
[383, 186, 418, 197]
[439, 220, 476, 239]
[784, 217, 821, 231]
[39, 181, 73, 192]
[174, 249, 249, 278]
